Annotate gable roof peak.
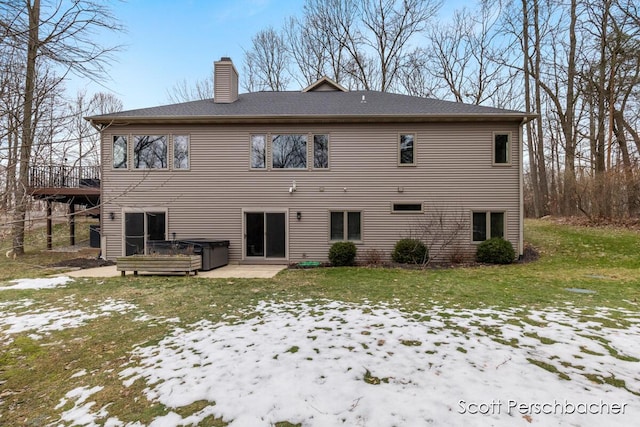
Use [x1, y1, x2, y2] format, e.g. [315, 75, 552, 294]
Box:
[302, 76, 348, 93]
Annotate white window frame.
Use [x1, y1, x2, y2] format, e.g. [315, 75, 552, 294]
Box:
[329, 210, 363, 242]
[121, 207, 169, 256]
[391, 202, 424, 213]
[250, 134, 267, 170]
[112, 135, 128, 170]
[172, 134, 190, 170]
[492, 131, 511, 166]
[271, 134, 308, 170]
[132, 135, 168, 170]
[312, 133, 330, 170]
[398, 133, 416, 166]
[471, 210, 507, 243]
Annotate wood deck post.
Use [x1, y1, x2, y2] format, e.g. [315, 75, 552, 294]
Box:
[69, 202, 75, 246]
[47, 200, 52, 250]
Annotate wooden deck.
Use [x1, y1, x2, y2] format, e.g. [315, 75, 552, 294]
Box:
[28, 165, 101, 206]
[27, 165, 102, 248]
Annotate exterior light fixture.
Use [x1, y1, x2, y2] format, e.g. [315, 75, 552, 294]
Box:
[297, 212, 302, 220]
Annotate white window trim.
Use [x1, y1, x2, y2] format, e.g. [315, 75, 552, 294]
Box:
[391, 202, 424, 214]
[492, 131, 512, 166]
[249, 134, 267, 170]
[111, 134, 129, 170]
[172, 134, 190, 171]
[312, 133, 330, 170]
[471, 210, 507, 243]
[398, 132, 417, 167]
[120, 207, 169, 256]
[328, 210, 363, 243]
[132, 135, 169, 170]
[241, 207, 289, 261]
[270, 133, 308, 170]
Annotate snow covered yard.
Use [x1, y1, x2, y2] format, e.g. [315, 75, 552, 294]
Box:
[1, 277, 638, 427]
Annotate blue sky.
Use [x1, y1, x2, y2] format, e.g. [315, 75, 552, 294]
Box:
[69, 0, 466, 111]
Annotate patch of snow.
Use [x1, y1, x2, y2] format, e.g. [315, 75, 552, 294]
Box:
[0, 308, 103, 335]
[111, 300, 640, 427]
[0, 276, 73, 291]
[71, 369, 88, 378]
[100, 298, 138, 314]
[55, 385, 107, 427]
[0, 298, 140, 343]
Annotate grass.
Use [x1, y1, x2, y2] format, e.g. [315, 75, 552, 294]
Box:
[0, 217, 97, 280]
[0, 218, 639, 425]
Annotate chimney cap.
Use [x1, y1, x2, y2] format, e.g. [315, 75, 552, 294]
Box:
[219, 56, 232, 62]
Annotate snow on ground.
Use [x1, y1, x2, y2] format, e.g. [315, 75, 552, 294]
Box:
[88, 299, 638, 427]
[56, 386, 108, 427]
[0, 295, 140, 343]
[0, 276, 73, 291]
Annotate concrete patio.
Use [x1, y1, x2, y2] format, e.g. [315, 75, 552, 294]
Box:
[64, 264, 288, 279]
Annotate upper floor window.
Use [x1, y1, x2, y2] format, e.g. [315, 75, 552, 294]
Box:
[473, 211, 505, 242]
[272, 134, 307, 169]
[173, 135, 189, 169]
[134, 135, 167, 169]
[494, 133, 510, 165]
[251, 134, 266, 169]
[113, 136, 127, 169]
[313, 134, 329, 169]
[399, 133, 415, 165]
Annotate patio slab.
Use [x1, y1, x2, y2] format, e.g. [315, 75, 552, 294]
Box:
[64, 264, 287, 279]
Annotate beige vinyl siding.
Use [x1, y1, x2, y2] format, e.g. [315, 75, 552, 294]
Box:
[100, 121, 521, 263]
[213, 61, 238, 103]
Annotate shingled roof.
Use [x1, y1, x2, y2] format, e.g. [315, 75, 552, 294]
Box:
[88, 90, 531, 126]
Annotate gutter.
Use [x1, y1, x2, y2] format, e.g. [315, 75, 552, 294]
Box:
[519, 117, 526, 258]
[86, 113, 536, 127]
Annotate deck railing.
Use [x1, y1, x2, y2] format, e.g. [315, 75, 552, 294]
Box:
[29, 165, 101, 189]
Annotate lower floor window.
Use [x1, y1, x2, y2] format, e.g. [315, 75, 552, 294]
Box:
[330, 211, 361, 241]
[473, 211, 505, 242]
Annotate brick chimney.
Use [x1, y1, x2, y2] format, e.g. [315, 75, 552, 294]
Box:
[214, 57, 239, 103]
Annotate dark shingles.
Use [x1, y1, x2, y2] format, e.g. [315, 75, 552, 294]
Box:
[89, 91, 527, 121]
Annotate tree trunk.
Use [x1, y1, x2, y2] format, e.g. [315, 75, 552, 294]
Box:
[522, 0, 541, 217]
[613, 110, 639, 217]
[562, 0, 578, 216]
[533, 0, 549, 215]
[12, 0, 40, 256]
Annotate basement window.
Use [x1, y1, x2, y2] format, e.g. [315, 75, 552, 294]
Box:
[330, 211, 362, 241]
[392, 203, 423, 213]
[472, 211, 505, 242]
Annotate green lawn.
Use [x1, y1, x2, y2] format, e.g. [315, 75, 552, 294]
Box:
[0, 218, 638, 426]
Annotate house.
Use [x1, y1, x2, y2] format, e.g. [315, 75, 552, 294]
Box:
[87, 57, 531, 265]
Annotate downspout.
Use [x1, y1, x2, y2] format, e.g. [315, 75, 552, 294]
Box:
[519, 117, 526, 258]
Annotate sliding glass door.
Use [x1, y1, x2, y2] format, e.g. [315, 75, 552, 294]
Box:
[245, 212, 286, 259]
[124, 211, 166, 255]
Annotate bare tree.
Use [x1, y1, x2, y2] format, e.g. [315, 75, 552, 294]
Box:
[407, 204, 469, 266]
[242, 27, 291, 92]
[360, 0, 441, 92]
[2, 0, 122, 255]
[166, 73, 213, 103]
[425, 2, 510, 106]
